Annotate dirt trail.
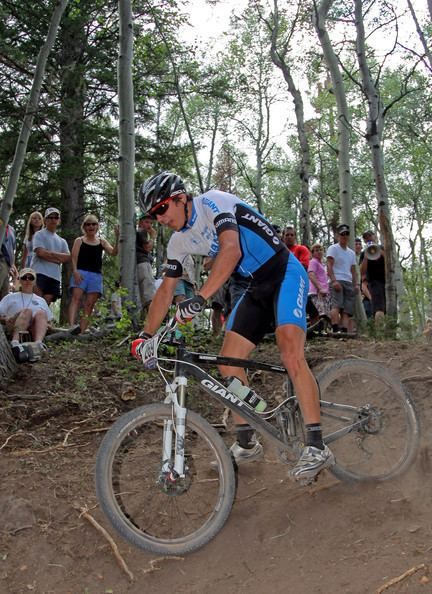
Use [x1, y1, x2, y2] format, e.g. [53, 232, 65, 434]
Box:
[0, 335, 431, 594]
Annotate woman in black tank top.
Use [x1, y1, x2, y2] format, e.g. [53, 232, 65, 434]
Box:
[68, 214, 119, 334]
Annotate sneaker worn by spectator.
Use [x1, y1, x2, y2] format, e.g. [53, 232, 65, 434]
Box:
[11, 341, 30, 363]
[288, 445, 335, 481]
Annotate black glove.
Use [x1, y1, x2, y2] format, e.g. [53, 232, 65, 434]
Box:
[175, 295, 206, 324]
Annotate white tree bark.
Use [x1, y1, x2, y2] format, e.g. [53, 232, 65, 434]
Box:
[354, 0, 398, 317]
[313, 0, 353, 230]
[0, 0, 69, 245]
[268, 0, 311, 244]
[406, 0, 432, 73]
[313, 0, 365, 322]
[117, 0, 137, 304]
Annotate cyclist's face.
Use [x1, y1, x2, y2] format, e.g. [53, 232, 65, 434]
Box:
[156, 196, 187, 230]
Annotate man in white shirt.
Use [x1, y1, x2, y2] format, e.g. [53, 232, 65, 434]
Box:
[326, 224, 358, 334]
[31, 207, 71, 304]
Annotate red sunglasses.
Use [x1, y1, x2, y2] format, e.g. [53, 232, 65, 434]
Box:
[150, 197, 172, 219]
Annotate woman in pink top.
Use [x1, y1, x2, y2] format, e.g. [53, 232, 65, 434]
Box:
[307, 243, 331, 319]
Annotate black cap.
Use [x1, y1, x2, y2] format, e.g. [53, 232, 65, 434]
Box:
[362, 229, 374, 240]
[337, 224, 350, 234]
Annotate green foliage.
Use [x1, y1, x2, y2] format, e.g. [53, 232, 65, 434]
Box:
[0, 0, 431, 332]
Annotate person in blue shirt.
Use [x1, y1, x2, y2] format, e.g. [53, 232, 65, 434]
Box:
[133, 171, 334, 482]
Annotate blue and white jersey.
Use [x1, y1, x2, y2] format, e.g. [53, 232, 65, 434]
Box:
[166, 190, 285, 278]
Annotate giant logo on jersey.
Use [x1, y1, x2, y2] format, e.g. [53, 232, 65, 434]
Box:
[238, 207, 280, 247]
[202, 197, 220, 214]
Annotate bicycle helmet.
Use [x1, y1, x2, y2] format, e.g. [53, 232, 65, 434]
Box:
[138, 171, 186, 215]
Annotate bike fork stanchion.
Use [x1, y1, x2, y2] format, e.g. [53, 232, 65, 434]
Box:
[162, 419, 173, 473]
[173, 377, 188, 476]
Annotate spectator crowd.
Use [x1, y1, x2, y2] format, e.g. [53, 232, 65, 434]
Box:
[0, 201, 387, 364]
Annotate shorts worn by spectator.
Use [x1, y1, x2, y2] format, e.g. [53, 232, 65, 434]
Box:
[0, 267, 52, 360]
[31, 208, 71, 304]
[136, 171, 334, 481]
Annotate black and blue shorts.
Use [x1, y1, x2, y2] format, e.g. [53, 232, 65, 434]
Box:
[225, 251, 308, 345]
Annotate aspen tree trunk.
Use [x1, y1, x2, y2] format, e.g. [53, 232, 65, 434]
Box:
[0, 325, 17, 381]
[269, 0, 311, 245]
[314, 0, 365, 322]
[406, 0, 432, 72]
[118, 0, 137, 307]
[0, 0, 69, 243]
[313, 0, 353, 230]
[354, 0, 398, 318]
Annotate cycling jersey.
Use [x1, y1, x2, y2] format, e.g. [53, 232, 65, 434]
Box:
[165, 190, 285, 279]
[165, 189, 307, 339]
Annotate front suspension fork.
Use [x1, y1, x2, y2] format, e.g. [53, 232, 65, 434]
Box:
[162, 377, 187, 477]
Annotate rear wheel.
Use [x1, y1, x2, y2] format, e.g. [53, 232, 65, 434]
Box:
[317, 359, 420, 482]
[95, 403, 236, 555]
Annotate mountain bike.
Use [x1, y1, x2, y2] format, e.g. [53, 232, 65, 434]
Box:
[95, 320, 420, 556]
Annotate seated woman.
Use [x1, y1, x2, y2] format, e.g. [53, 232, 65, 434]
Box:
[0, 267, 52, 357]
[68, 214, 119, 334]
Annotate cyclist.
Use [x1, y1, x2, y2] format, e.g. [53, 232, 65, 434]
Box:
[133, 171, 334, 481]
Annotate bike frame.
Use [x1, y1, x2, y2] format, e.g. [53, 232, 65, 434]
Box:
[158, 339, 366, 477]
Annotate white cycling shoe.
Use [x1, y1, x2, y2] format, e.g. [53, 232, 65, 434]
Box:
[288, 445, 335, 483]
[229, 441, 264, 464]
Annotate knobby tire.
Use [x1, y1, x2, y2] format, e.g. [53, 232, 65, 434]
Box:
[95, 403, 236, 555]
[317, 359, 420, 482]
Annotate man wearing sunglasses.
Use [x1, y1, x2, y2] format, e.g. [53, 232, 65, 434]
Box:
[132, 171, 334, 482]
[326, 223, 358, 334]
[31, 207, 71, 305]
[0, 267, 52, 361]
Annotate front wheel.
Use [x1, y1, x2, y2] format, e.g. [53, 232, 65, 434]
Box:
[95, 403, 236, 556]
[317, 359, 420, 482]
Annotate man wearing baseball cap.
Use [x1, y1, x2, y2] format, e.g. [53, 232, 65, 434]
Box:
[326, 224, 358, 333]
[0, 267, 52, 361]
[31, 208, 71, 304]
[136, 213, 156, 316]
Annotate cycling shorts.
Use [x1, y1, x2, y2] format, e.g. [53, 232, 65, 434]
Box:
[226, 251, 308, 345]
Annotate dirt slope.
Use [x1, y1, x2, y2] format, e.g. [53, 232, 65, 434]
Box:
[0, 334, 431, 594]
